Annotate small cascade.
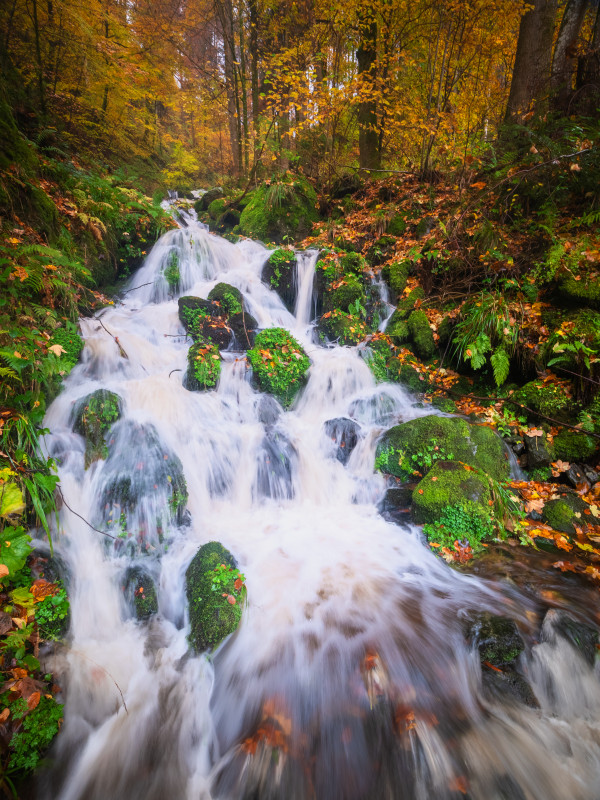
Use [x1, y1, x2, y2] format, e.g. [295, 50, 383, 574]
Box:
[36, 212, 600, 800]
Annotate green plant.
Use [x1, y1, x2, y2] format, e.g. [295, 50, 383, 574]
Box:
[5, 695, 63, 774]
[348, 298, 367, 319]
[247, 328, 310, 407]
[164, 250, 180, 290]
[187, 339, 221, 390]
[35, 587, 69, 641]
[423, 501, 495, 551]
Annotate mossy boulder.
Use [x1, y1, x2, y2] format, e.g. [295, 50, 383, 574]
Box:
[207, 198, 227, 220]
[515, 379, 571, 420]
[239, 178, 318, 244]
[195, 188, 223, 213]
[125, 567, 159, 620]
[207, 282, 244, 315]
[407, 309, 436, 359]
[178, 296, 221, 328]
[386, 318, 410, 346]
[387, 214, 408, 236]
[186, 339, 222, 391]
[324, 275, 365, 314]
[248, 328, 310, 407]
[229, 310, 258, 350]
[552, 429, 598, 462]
[178, 296, 232, 347]
[387, 287, 425, 326]
[186, 541, 246, 653]
[542, 494, 588, 534]
[261, 249, 298, 312]
[432, 396, 457, 413]
[72, 390, 122, 468]
[317, 310, 369, 346]
[339, 251, 366, 276]
[382, 262, 409, 299]
[365, 236, 396, 266]
[376, 415, 509, 482]
[524, 431, 555, 471]
[411, 460, 493, 525]
[465, 613, 525, 667]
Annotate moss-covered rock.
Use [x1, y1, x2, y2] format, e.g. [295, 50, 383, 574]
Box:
[261, 248, 298, 312]
[515, 379, 571, 420]
[186, 338, 222, 391]
[324, 275, 365, 314]
[465, 613, 525, 667]
[317, 310, 369, 346]
[125, 567, 159, 620]
[432, 396, 457, 413]
[524, 431, 555, 471]
[195, 188, 223, 213]
[229, 310, 258, 350]
[382, 262, 409, 299]
[388, 358, 431, 392]
[339, 251, 366, 276]
[542, 494, 588, 534]
[387, 214, 407, 236]
[365, 236, 396, 266]
[178, 296, 232, 347]
[72, 390, 122, 468]
[186, 541, 246, 652]
[178, 296, 221, 329]
[248, 328, 310, 407]
[552, 428, 598, 462]
[407, 309, 436, 359]
[207, 198, 227, 220]
[386, 318, 410, 345]
[436, 315, 455, 347]
[387, 287, 425, 325]
[558, 274, 600, 310]
[239, 178, 318, 244]
[207, 282, 244, 315]
[411, 460, 493, 524]
[376, 415, 509, 481]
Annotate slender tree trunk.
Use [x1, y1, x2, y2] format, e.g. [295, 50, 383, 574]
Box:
[31, 0, 47, 115]
[238, 5, 249, 175]
[102, 2, 110, 115]
[505, 0, 558, 121]
[248, 0, 260, 165]
[216, 0, 241, 174]
[551, 0, 589, 111]
[357, 10, 379, 172]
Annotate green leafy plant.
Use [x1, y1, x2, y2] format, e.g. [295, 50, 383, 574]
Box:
[247, 328, 310, 407]
[188, 339, 221, 390]
[35, 587, 69, 641]
[164, 250, 180, 290]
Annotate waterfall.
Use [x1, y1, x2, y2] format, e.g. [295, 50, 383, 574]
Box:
[37, 220, 600, 800]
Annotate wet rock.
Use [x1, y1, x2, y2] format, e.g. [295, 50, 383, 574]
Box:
[378, 485, 414, 526]
[185, 339, 222, 391]
[72, 389, 122, 469]
[524, 432, 554, 471]
[583, 465, 600, 484]
[186, 541, 246, 653]
[323, 275, 365, 315]
[407, 309, 436, 359]
[248, 328, 310, 408]
[411, 460, 492, 525]
[253, 430, 297, 500]
[207, 283, 244, 315]
[565, 463, 587, 488]
[124, 566, 159, 620]
[553, 429, 598, 462]
[376, 415, 509, 482]
[178, 296, 222, 334]
[257, 395, 282, 427]
[323, 417, 361, 465]
[505, 435, 525, 456]
[317, 310, 369, 346]
[544, 609, 599, 667]
[261, 248, 298, 312]
[195, 187, 223, 213]
[466, 613, 525, 667]
[229, 310, 258, 350]
[481, 665, 539, 708]
[98, 421, 189, 547]
[541, 493, 588, 534]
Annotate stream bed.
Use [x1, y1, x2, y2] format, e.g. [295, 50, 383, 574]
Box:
[36, 215, 600, 799]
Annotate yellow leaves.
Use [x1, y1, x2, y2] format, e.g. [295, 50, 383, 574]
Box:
[48, 343, 66, 357]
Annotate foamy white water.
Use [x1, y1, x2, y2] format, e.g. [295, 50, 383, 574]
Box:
[37, 217, 600, 800]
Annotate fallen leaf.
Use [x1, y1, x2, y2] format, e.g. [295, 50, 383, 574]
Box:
[48, 343, 66, 357]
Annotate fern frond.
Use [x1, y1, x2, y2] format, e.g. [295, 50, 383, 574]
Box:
[490, 349, 510, 386]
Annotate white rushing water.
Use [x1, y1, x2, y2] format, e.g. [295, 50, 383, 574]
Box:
[36, 216, 600, 800]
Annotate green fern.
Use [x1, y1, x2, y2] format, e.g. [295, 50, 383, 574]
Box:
[490, 349, 510, 386]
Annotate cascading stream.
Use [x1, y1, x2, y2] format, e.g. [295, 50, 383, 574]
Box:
[36, 218, 600, 800]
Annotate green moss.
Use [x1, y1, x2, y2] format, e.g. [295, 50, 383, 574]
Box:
[339, 251, 366, 275]
[164, 250, 180, 289]
[376, 415, 509, 481]
[515, 379, 571, 420]
[208, 198, 227, 220]
[387, 319, 410, 345]
[207, 282, 243, 315]
[542, 495, 587, 534]
[239, 178, 318, 244]
[186, 338, 221, 391]
[7, 695, 63, 774]
[383, 262, 409, 297]
[468, 614, 525, 666]
[423, 499, 496, 551]
[185, 541, 246, 652]
[558, 274, 600, 310]
[48, 326, 84, 370]
[432, 396, 457, 413]
[126, 567, 159, 620]
[408, 309, 436, 359]
[73, 390, 122, 468]
[387, 214, 407, 236]
[412, 461, 492, 524]
[324, 275, 365, 313]
[437, 315, 455, 346]
[318, 310, 369, 346]
[248, 328, 310, 407]
[261, 248, 297, 311]
[552, 429, 597, 462]
[388, 287, 425, 324]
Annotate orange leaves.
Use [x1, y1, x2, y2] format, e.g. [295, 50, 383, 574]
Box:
[31, 579, 59, 602]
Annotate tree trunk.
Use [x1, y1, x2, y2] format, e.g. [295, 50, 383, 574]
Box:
[550, 0, 589, 111]
[216, 0, 241, 174]
[357, 11, 380, 172]
[505, 0, 558, 121]
[31, 0, 47, 115]
[248, 0, 260, 165]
